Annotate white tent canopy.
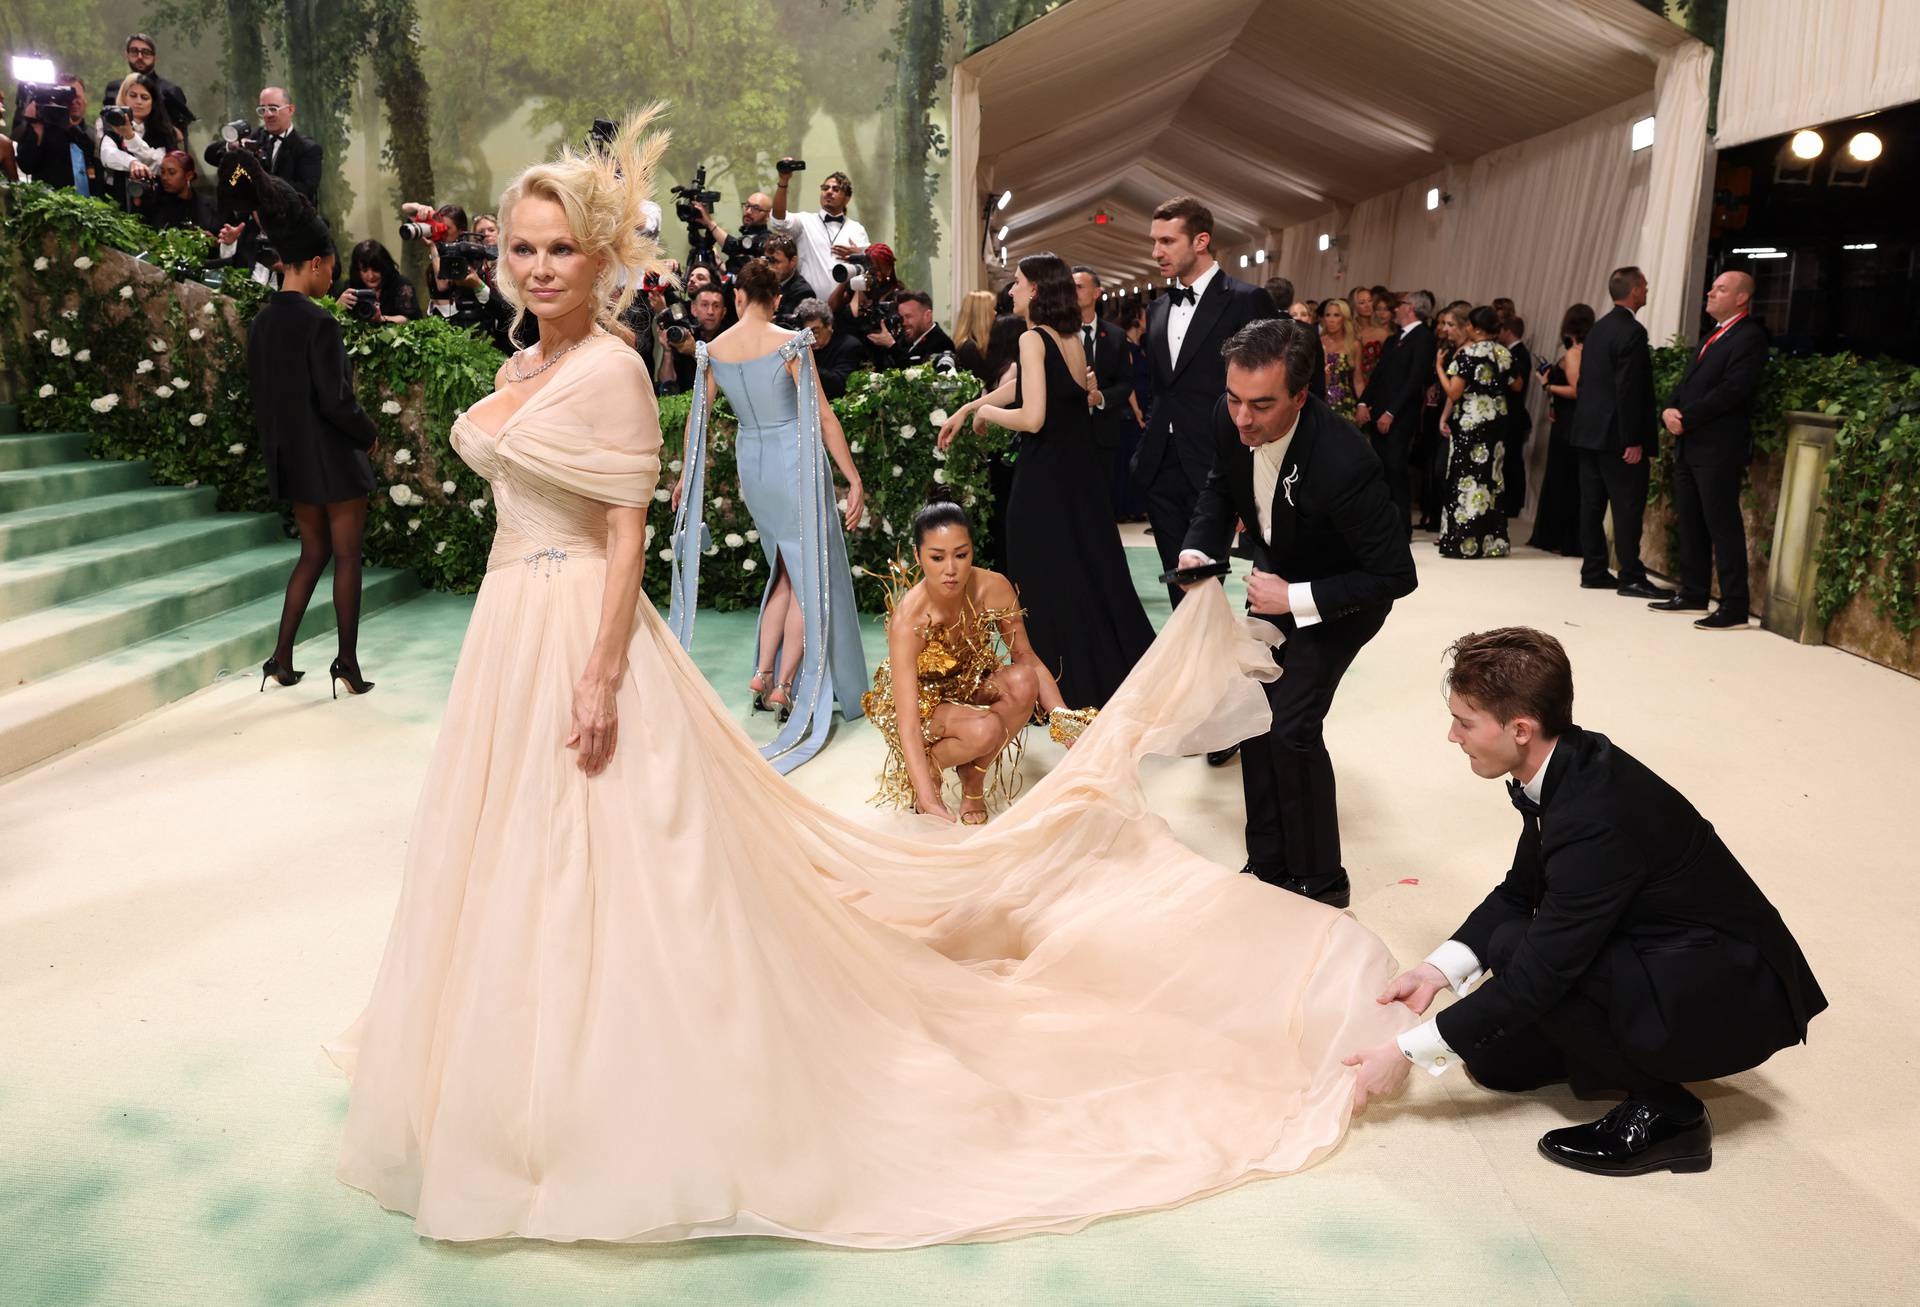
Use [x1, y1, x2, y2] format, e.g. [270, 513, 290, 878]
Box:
[951, 0, 1711, 344]
[1716, 0, 1920, 149]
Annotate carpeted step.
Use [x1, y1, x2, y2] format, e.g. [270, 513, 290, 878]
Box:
[0, 486, 220, 562]
[0, 566, 418, 776]
[0, 543, 300, 690]
[0, 431, 91, 472]
[0, 514, 284, 618]
[0, 459, 151, 513]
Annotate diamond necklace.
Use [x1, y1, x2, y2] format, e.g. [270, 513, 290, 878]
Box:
[506, 330, 598, 383]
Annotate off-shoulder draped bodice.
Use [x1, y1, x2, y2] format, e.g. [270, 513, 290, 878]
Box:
[451, 335, 663, 573]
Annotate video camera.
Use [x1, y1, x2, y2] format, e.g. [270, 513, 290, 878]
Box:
[10, 56, 75, 115]
[436, 239, 496, 283]
[671, 165, 723, 266]
[776, 157, 806, 176]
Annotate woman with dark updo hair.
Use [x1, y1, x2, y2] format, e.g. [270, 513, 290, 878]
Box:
[669, 255, 868, 773]
[938, 252, 1153, 707]
[861, 500, 1081, 825]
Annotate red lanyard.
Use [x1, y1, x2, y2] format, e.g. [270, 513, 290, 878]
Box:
[1697, 312, 1746, 359]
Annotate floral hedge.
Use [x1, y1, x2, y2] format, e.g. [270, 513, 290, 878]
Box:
[0, 183, 997, 612]
[1648, 340, 1920, 634]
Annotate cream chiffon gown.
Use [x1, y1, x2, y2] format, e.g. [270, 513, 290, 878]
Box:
[327, 333, 1413, 1247]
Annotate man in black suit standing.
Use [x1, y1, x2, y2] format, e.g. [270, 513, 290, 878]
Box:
[1354, 290, 1435, 539]
[205, 86, 322, 201]
[1569, 267, 1670, 599]
[1178, 319, 1417, 908]
[1072, 267, 1135, 516]
[1650, 271, 1768, 631]
[1346, 627, 1826, 1175]
[1135, 195, 1279, 608]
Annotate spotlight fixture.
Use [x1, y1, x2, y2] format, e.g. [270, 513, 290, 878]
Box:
[1631, 116, 1656, 152]
[1317, 233, 1332, 252]
[1254, 249, 1266, 265]
[1790, 129, 1825, 160]
[995, 223, 1009, 243]
[999, 245, 1008, 266]
[1729, 246, 1778, 255]
[997, 190, 1013, 210]
[10, 54, 56, 83]
[1847, 131, 1883, 162]
[1747, 251, 1788, 260]
[1843, 242, 1878, 251]
[1238, 254, 1249, 268]
[1426, 187, 1440, 211]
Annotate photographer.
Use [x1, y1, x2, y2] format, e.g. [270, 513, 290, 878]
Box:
[103, 34, 194, 141]
[764, 234, 816, 325]
[14, 74, 101, 195]
[402, 202, 511, 345]
[96, 74, 183, 210]
[769, 159, 869, 312]
[135, 151, 217, 234]
[794, 297, 870, 402]
[868, 290, 954, 369]
[204, 87, 321, 201]
[340, 239, 421, 325]
[696, 191, 775, 274]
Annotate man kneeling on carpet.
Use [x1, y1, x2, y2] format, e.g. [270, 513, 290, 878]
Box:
[1344, 627, 1826, 1175]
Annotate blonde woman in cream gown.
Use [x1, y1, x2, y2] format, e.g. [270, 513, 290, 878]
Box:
[328, 113, 1414, 1247]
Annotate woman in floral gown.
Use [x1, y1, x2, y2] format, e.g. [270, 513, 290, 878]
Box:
[1318, 296, 1363, 419]
[1435, 305, 1512, 559]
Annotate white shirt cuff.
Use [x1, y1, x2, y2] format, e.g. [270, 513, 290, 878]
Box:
[1425, 939, 1486, 994]
[1289, 581, 1320, 627]
[219, 239, 238, 258]
[1397, 1020, 1460, 1076]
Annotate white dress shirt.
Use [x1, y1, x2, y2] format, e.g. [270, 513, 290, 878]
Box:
[1397, 739, 1559, 1074]
[768, 207, 870, 314]
[97, 120, 165, 175]
[1184, 411, 1321, 627]
[1165, 262, 1220, 368]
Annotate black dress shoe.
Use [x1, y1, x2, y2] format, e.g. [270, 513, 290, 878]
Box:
[1274, 871, 1352, 909]
[1579, 573, 1618, 590]
[1538, 1099, 1711, 1176]
[1695, 608, 1750, 631]
[1647, 595, 1709, 613]
[1615, 579, 1673, 600]
[1206, 744, 1240, 766]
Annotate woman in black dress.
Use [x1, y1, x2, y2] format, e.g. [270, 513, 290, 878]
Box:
[340, 239, 422, 325]
[938, 254, 1153, 707]
[1527, 302, 1593, 556]
[235, 152, 381, 696]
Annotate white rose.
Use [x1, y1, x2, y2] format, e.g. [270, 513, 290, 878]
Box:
[658, 547, 675, 562]
[388, 484, 413, 506]
[905, 366, 926, 379]
[119, 286, 134, 300]
[468, 498, 487, 515]
[154, 385, 174, 399]
[33, 257, 48, 271]
[202, 303, 216, 317]
[381, 400, 402, 415]
[712, 497, 730, 511]
[932, 468, 947, 484]
[74, 350, 90, 363]
[704, 544, 718, 556]
[188, 328, 205, 342]
[73, 256, 93, 270]
[434, 541, 447, 554]
[392, 448, 413, 464]
[37, 384, 54, 398]
[668, 459, 683, 473]
[849, 441, 863, 453]
[653, 488, 671, 503]
[32, 330, 47, 341]
[742, 558, 758, 572]
[189, 413, 207, 427]
[169, 378, 186, 389]
[61, 309, 77, 320]
[135, 359, 153, 374]
[407, 518, 421, 532]
[149, 338, 167, 352]
[50, 338, 70, 357]
[645, 524, 656, 544]
[880, 518, 894, 536]
[891, 464, 903, 477]
[441, 480, 457, 495]
[898, 425, 916, 440]
[90, 394, 121, 413]
[932, 447, 946, 462]
[929, 408, 949, 426]
[724, 532, 745, 548]
[745, 529, 759, 543]
[228, 442, 247, 455]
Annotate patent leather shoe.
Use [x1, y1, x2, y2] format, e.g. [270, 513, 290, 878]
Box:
[1694, 608, 1750, 631]
[1647, 595, 1709, 613]
[1538, 1099, 1711, 1176]
[1615, 578, 1672, 600]
[1242, 867, 1351, 908]
[1206, 744, 1240, 766]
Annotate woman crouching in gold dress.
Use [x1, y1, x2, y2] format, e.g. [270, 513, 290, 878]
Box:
[863, 501, 1094, 825]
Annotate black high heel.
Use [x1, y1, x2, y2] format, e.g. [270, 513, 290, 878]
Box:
[260, 657, 304, 691]
[330, 658, 375, 699]
[749, 667, 776, 713]
[773, 679, 796, 725]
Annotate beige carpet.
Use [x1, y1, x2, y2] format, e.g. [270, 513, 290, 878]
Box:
[4, 531, 1914, 1306]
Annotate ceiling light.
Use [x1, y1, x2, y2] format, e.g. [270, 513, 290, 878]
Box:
[1747, 251, 1788, 260]
[1790, 130, 1824, 160]
[999, 245, 1007, 266]
[1425, 187, 1440, 211]
[1238, 254, 1249, 268]
[996, 190, 1012, 210]
[1847, 131, 1883, 162]
[1729, 246, 1777, 254]
[1631, 116, 1655, 152]
[1843, 242, 1878, 251]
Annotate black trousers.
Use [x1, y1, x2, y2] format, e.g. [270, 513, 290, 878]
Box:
[1140, 453, 1197, 608]
[1462, 920, 1693, 1107]
[1671, 450, 1749, 613]
[1242, 603, 1389, 883]
[1576, 448, 1651, 585]
[1369, 423, 1413, 540]
[1501, 417, 1531, 518]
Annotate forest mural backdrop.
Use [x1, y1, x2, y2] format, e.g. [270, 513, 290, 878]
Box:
[3, 0, 1062, 300]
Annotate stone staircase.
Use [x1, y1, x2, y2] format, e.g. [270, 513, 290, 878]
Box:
[0, 404, 417, 777]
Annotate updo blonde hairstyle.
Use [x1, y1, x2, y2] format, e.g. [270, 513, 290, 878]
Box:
[494, 105, 674, 347]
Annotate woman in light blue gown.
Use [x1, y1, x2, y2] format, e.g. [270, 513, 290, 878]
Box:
[669, 261, 868, 773]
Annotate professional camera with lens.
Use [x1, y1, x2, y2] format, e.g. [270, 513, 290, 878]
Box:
[855, 297, 902, 341]
[659, 300, 695, 345]
[100, 105, 131, 129]
[671, 166, 724, 265]
[349, 290, 381, 322]
[399, 213, 452, 243]
[832, 249, 876, 294]
[436, 239, 497, 283]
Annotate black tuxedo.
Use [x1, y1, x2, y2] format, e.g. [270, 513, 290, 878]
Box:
[1079, 317, 1132, 451]
[774, 272, 817, 326]
[206, 127, 323, 201]
[1184, 394, 1416, 883]
[1136, 269, 1279, 602]
[1439, 727, 1826, 1095]
[1665, 316, 1768, 613]
[1358, 320, 1435, 538]
[1569, 303, 1656, 585]
[887, 322, 954, 369]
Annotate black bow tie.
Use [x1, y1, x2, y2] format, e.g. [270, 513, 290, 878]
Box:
[1507, 779, 1541, 819]
[1167, 285, 1197, 307]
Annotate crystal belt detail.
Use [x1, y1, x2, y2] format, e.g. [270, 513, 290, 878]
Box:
[522, 547, 568, 577]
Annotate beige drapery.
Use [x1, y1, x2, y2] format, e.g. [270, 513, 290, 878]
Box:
[1716, 0, 1920, 149]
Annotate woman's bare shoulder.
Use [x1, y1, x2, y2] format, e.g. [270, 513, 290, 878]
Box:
[973, 568, 1017, 607]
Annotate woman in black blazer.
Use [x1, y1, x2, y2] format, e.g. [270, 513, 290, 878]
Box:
[234, 151, 381, 697]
